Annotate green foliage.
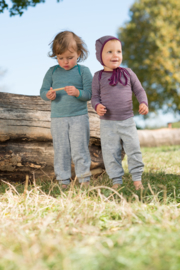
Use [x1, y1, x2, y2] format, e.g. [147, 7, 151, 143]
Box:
[0, 0, 61, 16]
[118, 0, 180, 115]
[172, 121, 180, 128]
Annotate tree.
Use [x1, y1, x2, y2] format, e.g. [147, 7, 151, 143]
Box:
[118, 0, 180, 114]
[0, 0, 61, 16]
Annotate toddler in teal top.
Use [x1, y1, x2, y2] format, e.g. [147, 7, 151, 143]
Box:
[40, 31, 92, 188]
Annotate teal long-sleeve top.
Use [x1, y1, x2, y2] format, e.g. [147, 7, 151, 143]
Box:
[40, 64, 92, 118]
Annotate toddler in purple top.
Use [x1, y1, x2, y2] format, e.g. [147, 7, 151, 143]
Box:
[91, 36, 148, 190]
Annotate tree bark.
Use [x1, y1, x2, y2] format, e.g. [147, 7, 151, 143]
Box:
[1, 92, 179, 182]
[0, 93, 123, 181]
[137, 128, 180, 147]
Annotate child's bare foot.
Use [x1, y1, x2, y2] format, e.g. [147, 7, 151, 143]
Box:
[61, 184, 69, 190]
[112, 183, 121, 190]
[57, 181, 69, 190]
[80, 181, 90, 188]
[133, 181, 144, 190]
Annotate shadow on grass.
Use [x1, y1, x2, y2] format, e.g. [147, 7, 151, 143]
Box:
[0, 171, 180, 204]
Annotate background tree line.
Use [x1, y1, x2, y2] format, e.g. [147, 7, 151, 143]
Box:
[1, 0, 180, 116]
[0, 0, 61, 16]
[118, 0, 180, 115]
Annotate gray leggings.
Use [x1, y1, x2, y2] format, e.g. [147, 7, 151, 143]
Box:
[100, 117, 144, 185]
[51, 114, 91, 184]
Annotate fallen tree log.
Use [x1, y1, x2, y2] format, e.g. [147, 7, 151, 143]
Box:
[0, 93, 123, 181]
[0, 93, 101, 143]
[137, 128, 180, 147]
[0, 141, 104, 181]
[0, 92, 179, 182]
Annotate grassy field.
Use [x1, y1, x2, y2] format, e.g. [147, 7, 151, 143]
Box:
[0, 145, 180, 270]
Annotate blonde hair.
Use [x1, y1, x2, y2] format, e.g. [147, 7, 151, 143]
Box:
[49, 31, 88, 62]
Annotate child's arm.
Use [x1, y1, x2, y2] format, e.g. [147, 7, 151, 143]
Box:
[40, 68, 54, 101]
[96, 104, 107, 116]
[75, 66, 92, 101]
[91, 72, 107, 116]
[64, 86, 79, 97]
[130, 69, 148, 113]
[139, 103, 148, 115]
[46, 87, 56, 100]
[64, 67, 92, 100]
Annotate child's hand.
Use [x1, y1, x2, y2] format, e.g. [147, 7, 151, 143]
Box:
[139, 103, 148, 115]
[46, 87, 56, 100]
[96, 104, 107, 116]
[64, 86, 79, 97]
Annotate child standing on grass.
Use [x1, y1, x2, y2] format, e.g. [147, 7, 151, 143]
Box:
[91, 35, 148, 190]
[40, 31, 92, 189]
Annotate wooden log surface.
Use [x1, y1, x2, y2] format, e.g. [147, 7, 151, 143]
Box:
[0, 141, 104, 181]
[0, 93, 100, 143]
[0, 92, 179, 181]
[138, 128, 180, 147]
[0, 93, 106, 181]
[1, 92, 179, 146]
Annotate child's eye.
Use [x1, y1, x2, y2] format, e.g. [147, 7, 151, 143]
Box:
[117, 51, 122, 53]
[108, 51, 112, 53]
[68, 57, 73, 59]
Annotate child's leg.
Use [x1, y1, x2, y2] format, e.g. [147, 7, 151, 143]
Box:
[51, 118, 71, 185]
[69, 114, 91, 184]
[100, 120, 124, 185]
[119, 118, 144, 185]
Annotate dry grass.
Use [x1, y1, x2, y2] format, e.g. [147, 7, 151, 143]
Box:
[0, 145, 180, 269]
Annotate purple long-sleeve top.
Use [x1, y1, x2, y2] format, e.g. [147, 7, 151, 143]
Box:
[91, 68, 148, 121]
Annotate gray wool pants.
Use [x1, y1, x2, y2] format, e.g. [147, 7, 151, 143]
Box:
[51, 114, 91, 185]
[100, 117, 144, 185]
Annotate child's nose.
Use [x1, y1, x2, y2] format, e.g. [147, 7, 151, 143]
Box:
[113, 52, 118, 57]
[64, 58, 69, 63]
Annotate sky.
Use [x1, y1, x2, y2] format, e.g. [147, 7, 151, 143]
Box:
[0, 0, 179, 127]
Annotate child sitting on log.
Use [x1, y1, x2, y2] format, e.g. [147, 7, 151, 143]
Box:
[91, 36, 148, 190]
[40, 31, 92, 189]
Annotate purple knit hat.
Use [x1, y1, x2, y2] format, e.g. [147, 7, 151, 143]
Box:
[95, 35, 130, 86]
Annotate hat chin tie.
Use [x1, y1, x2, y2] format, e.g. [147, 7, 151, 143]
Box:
[108, 67, 130, 86]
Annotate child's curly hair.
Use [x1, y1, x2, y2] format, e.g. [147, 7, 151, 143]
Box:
[49, 31, 88, 62]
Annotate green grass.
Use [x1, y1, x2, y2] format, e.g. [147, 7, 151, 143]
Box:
[172, 122, 180, 128]
[0, 145, 180, 270]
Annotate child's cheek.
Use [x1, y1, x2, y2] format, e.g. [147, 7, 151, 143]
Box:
[71, 59, 77, 67]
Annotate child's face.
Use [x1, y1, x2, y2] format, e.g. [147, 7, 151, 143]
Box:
[57, 49, 80, 70]
[102, 40, 122, 71]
